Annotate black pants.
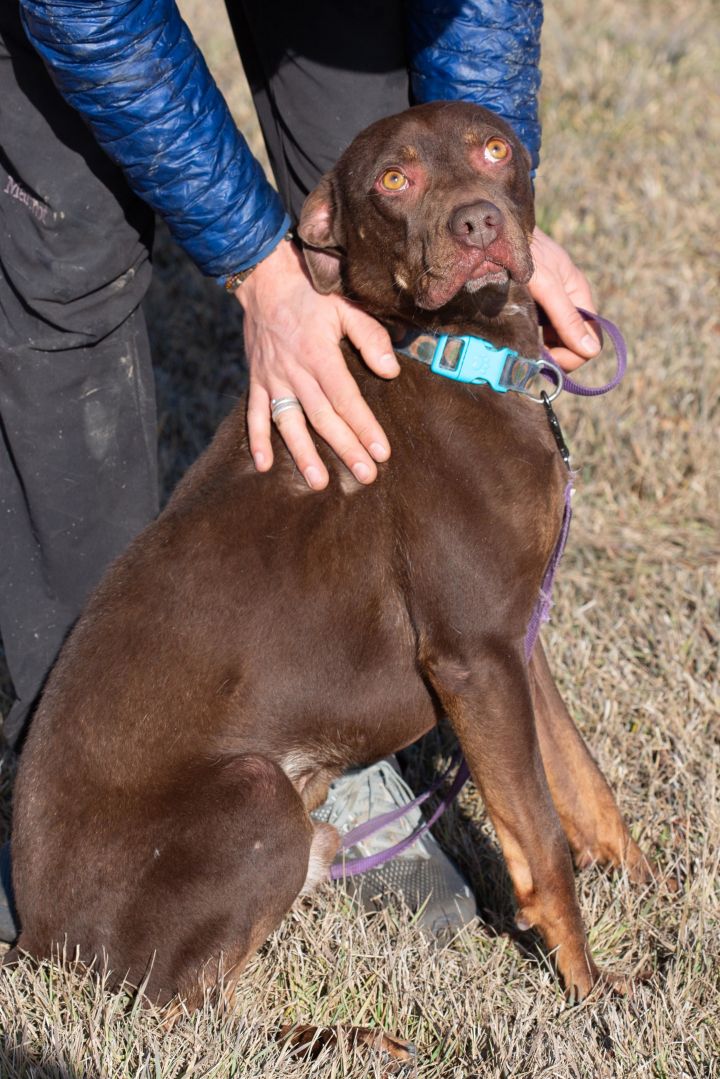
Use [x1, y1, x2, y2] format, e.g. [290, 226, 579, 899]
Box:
[0, 2, 410, 747]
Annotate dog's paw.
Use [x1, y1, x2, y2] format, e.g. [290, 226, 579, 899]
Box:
[564, 964, 651, 1005]
[625, 854, 680, 893]
[573, 839, 679, 893]
[278, 1022, 416, 1063]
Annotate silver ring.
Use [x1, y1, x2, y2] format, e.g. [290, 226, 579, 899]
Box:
[525, 357, 564, 404]
[270, 396, 303, 422]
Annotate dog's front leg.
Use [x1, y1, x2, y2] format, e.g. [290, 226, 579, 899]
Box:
[530, 641, 668, 886]
[425, 642, 618, 1000]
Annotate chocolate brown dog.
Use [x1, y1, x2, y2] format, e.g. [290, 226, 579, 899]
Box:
[10, 103, 659, 1017]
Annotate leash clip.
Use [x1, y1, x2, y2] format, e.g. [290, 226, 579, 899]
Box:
[541, 390, 571, 467]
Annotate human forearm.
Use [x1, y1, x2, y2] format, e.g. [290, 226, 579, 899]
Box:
[20, 0, 289, 278]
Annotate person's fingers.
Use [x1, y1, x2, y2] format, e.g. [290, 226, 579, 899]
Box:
[306, 358, 390, 469]
[530, 227, 601, 371]
[537, 293, 601, 371]
[296, 369, 379, 484]
[240, 257, 398, 485]
[340, 302, 401, 379]
[545, 342, 593, 372]
[248, 337, 387, 485]
[535, 278, 599, 362]
[269, 393, 330, 490]
[246, 380, 273, 472]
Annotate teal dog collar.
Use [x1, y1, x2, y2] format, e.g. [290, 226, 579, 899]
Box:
[395, 329, 564, 402]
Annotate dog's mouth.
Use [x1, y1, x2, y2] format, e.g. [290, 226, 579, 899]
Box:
[414, 240, 532, 311]
[465, 259, 510, 290]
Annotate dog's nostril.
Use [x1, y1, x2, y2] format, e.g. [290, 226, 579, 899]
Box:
[450, 200, 503, 245]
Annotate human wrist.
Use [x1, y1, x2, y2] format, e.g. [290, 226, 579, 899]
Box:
[224, 223, 295, 294]
[231, 235, 304, 304]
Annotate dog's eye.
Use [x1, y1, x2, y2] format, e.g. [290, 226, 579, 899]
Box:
[379, 169, 408, 191]
[484, 138, 511, 163]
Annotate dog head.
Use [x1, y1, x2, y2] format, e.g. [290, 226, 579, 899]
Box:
[298, 102, 535, 320]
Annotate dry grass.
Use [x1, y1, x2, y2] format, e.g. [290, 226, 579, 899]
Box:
[1, 0, 719, 1074]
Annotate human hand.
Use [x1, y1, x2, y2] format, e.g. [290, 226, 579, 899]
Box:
[234, 239, 400, 490]
[529, 227, 600, 371]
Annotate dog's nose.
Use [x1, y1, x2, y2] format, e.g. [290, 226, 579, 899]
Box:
[449, 200, 503, 247]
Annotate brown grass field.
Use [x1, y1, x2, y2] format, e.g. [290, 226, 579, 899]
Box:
[1, 0, 718, 1074]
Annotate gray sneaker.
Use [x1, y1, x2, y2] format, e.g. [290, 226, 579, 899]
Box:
[313, 757, 476, 938]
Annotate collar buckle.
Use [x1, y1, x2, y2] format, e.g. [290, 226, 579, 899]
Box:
[430, 334, 510, 389]
[430, 334, 563, 400]
[395, 328, 564, 401]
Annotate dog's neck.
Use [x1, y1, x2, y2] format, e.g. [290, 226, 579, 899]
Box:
[424, 281, 540, 356]
[355, 280, 542, 360]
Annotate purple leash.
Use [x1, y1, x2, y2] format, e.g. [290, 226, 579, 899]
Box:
[329, 754, 471, 880]
[329, 309, 627, 881]
[524, 480, 573, 660]
[541, 308, 627, 397]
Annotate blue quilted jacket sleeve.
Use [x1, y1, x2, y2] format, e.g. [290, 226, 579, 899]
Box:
[19, 0, 290, 280]
[20, 0, 542, 279]
[408, 0, 544, 171]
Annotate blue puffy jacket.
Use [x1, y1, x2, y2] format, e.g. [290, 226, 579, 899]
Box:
[20, 0, 543, 281]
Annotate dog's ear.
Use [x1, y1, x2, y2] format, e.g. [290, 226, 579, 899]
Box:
[297, 174, 344, 295]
